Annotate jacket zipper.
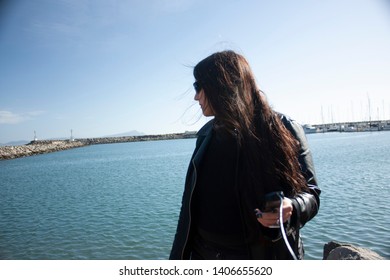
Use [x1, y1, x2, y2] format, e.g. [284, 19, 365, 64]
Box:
[180, 159, 197, 259]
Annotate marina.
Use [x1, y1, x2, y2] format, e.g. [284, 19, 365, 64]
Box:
[303, 119, 390, 134]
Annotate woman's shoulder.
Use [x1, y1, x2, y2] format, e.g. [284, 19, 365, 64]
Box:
[275, 112, 305, 139]
[197, 119, 215, 137]
[276, 111, 296, 125]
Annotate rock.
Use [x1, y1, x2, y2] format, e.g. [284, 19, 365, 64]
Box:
[323, 241, 385, 260]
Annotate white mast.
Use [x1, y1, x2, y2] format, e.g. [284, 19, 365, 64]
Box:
[70, 129, 74, 141]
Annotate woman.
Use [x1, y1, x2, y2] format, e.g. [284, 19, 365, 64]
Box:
[170, 50, 320, 260]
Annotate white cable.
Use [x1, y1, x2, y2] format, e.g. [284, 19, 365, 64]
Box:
[278, 193, 298, 260]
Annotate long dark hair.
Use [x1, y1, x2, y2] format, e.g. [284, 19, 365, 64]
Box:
[193, 50, 307, 198]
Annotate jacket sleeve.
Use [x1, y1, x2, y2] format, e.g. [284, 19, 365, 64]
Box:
[280, 115, 321, 228]
[169, 120, 215, 259]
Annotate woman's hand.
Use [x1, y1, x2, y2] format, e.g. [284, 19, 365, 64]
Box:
[255, 198, 293, 227]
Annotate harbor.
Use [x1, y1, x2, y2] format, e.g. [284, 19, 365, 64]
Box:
[303, 119, 390, 134]
[2, 119, 390, 160]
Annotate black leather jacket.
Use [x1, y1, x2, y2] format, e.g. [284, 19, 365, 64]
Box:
[169, 114, 321, 259]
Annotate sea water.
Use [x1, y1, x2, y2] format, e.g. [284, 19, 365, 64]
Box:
[0, 132, 389, 260]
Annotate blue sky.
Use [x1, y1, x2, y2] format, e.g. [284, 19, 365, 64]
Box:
[1, 0, 389, 143]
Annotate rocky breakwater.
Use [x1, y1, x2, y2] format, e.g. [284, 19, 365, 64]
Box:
[0, 132, 198, 160]
[78, 132, 197, 145]
[0, 140, 87, 160]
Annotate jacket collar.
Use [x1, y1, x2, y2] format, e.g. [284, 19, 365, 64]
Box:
[193, 119, 214, 166]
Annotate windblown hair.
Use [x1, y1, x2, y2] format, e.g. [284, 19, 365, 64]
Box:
[193, 50, 307, 198]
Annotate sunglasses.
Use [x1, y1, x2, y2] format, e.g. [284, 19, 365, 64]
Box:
[193, 81, 202, 93]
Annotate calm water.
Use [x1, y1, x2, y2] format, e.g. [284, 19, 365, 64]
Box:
[0, 132, 389, 260]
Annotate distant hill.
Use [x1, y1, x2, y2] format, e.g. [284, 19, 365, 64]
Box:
[103, 130, 145, 137]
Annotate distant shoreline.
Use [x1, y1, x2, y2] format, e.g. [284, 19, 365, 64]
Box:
[0, 132, 197, 161]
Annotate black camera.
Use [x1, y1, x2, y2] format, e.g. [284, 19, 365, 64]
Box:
[260, 191, 284, 212]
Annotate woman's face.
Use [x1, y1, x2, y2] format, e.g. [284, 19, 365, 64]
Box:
[194, 89, 214, 117]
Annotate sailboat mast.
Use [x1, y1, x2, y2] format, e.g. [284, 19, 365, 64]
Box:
[367, 93, 371, 124]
